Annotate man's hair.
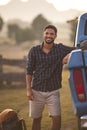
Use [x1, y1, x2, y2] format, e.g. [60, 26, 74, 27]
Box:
[44, 25, 57, 34]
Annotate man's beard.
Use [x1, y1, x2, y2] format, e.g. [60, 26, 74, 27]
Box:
[45, 39, 54, 44]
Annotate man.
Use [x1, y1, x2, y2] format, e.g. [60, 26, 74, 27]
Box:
[26, 25, 75, 130]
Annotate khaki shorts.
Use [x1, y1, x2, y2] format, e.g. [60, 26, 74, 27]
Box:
[29, 89, 61, 118]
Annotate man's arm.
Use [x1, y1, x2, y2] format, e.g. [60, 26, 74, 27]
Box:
[62, 40, 87, 65]
[26, 74, 34, 100]
[62, 53, 70, 65]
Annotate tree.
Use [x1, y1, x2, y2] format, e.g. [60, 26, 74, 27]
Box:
[7, 23, 36, 43]
[0, 16, 4, 32]
[7, 23, 20, 40]
[7, 14, 51, 44]
[15, 28, 36, 43]
[31, 14, 51, 41]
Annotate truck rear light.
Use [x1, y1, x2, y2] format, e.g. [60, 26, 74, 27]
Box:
[73, 69, 86, 102]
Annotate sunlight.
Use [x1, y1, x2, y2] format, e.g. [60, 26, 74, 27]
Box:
[21, 0, 28, 2]
[46, 0, 87, 11]
[0, 0, 28, 5]
[0, 0, 10, 5]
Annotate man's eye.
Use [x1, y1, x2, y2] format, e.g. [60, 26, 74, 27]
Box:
[45, 33, 54, 35]
[46, 32, 49, 35]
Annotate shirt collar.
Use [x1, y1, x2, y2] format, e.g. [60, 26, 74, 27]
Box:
[40, 42, 55, 50]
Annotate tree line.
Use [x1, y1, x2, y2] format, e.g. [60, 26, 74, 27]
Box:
[0, 14, 51, 44]
[0, 14, 77, 44]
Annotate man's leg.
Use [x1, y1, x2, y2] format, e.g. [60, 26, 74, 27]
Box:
[29, 90, 45, 130]
[32, 117, 42, 130]
[51, 115, 61, 130]
[46, 90, 61, 130]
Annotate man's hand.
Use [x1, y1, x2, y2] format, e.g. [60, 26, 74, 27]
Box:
[62, 53, 70, 65]
[27, 88, 34, 101]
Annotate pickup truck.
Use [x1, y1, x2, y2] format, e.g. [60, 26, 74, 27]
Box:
[68, 13, 87, 130]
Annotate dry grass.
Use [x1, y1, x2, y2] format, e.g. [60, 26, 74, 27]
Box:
[0, 70, 78, 130]
[60, 70, 78, 130]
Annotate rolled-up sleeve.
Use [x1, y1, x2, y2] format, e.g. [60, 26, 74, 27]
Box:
[60, 44, 76, 59]
[26, 47, 36, 75]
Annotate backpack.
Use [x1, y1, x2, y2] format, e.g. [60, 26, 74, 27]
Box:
[0, 109, 27, 130]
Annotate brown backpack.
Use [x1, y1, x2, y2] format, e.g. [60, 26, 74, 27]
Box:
[0, 109, 27, 130]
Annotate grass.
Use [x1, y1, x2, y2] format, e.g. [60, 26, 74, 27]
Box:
[0, 69, 78, 130]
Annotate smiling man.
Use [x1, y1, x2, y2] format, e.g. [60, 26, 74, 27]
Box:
[26, 25, 75, 130]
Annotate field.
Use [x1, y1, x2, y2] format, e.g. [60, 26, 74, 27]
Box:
[0, 44, 78, 130]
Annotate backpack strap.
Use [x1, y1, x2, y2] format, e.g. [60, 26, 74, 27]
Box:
[19, 119, 27, 130]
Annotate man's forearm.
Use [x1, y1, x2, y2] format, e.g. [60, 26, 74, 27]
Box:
[62, 53, 70, 65]
[26, 74, 32, 89]
[26, 74, 34, 100]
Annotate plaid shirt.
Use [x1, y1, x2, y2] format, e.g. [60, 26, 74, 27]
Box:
[26, 43, 75, 92]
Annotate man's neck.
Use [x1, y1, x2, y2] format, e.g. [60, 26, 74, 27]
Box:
[43, 42, 54, 50]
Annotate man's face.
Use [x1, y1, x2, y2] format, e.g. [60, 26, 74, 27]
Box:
[43, 28, 57, 44]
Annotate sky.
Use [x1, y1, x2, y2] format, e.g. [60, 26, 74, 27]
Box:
[46, 0, 87, 11]
[0, 0, 28, 5]
[0, 0, 87, 11]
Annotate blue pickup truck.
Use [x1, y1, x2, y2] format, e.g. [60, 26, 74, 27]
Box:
[68, 13, 87, 130]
